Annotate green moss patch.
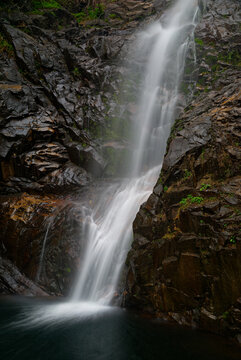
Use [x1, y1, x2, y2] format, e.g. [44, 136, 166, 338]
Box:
[73, 4, 105, 24]
[32, 0, 61, 9]
[0, 33, 14, 56]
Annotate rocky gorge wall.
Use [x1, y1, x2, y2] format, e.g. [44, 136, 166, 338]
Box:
[125, 0, 241, 345]
[0, 0, 240, 346]
[0, 0, 156, 295]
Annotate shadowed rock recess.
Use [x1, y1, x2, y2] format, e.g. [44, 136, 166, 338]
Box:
[125, 0, 241, 345]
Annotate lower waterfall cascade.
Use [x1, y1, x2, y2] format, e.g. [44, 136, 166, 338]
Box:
[71, 0, 201, 305]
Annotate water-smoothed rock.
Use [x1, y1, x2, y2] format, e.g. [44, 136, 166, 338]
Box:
[67, 142, 106, 177]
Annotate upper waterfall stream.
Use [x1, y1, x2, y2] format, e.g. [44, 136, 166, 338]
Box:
[72, 0, 200, 305]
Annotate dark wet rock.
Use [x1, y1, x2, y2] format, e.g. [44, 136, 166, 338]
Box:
[0, 0, 156, 193]
[40, 162, 91, 192]
[67, 142, 106, 177]
[163, 116, 212, 170]
[0, 85, 38, 127]
[0, 193, 86, 295]
[0, 256, 48, 296]
[193, 0, 241, 94]
[125, 0, 241, 345]
[0, 0, 157, 296]
[20, 142, 69, 180]
[0, 177, 43, 195]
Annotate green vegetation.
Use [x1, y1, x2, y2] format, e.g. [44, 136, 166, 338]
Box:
[211, 63, 220, 72]
[167, 117, 184, 146]
[195, 37, 204, 46]
[32, 0, 61, 9]
[200, 183, 211, 191]
[184, 169, 192, 180]
[218, 50, 241, 67]
[180, 82, 189, 95]
[229, 236, 236, 244]
[109, 13, 117, 19]
[73, 4, 105, 23]
[180, 195, 204, 206]
[184, 104, 194, 113]
[0, 33, 13, 56]
[222, 311, 230, 320]
[73, 67, 80, 76]
[158, 175, 164, 185]
[163, 186, 168, 192]
[28, 0, 61, 14]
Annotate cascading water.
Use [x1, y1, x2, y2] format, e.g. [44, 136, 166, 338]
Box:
[35, 218, 53, 283]
[72, 0, 200, 305]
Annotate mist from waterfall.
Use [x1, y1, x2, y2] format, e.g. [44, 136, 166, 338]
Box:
[71, 0, 200, 304]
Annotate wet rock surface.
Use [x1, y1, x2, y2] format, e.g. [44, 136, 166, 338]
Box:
[0, 1, 156, 294]
[0, 255, 48, 296]
[125, 0, 241, 344]
[0, 0, 155, 194]
[0, 192, 91, 295]
[0, 0, 241, 346]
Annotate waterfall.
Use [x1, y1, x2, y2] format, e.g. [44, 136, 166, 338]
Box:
[36, 218, 53, 283]
[72, 0, 200, 304]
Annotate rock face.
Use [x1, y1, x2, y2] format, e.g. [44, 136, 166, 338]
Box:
[0, 0, 240, 347]
[0, 193, 86, 295]
[0, 0, 156, 295]
[0, 255, 48, 296]
[0, 0, 156, 195]
[125, 0, 241, 343]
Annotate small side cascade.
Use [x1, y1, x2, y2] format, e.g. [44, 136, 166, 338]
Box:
[35, 218, 53, 284]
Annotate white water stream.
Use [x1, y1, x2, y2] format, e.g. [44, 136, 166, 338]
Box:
[36, 218, 53, 283]
[71, 0, 200, 305]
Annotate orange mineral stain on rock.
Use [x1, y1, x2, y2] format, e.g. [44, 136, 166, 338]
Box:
[0, 84, 22, 91]
[8, 193, 61, 223]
